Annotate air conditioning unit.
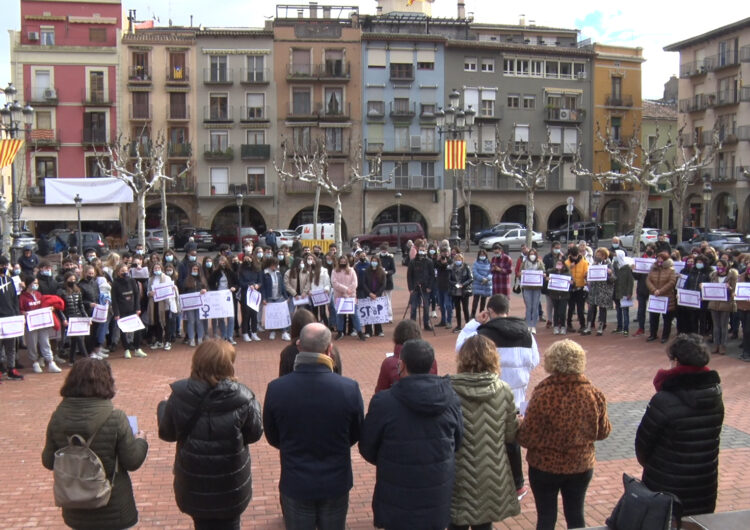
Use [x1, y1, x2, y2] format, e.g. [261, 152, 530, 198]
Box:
[410, 135, 422, 150]
[559, 109, 570, 120]
[576, 72, 586, 80]
[28, 31, 39, 41]
[44, 88, 57, 99]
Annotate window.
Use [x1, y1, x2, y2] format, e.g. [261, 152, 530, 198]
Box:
[563, 128, 578, 153]
[517, 59, 529, 76]
[394, 162, 409, 188]
[210, 55, 228, 82]
[546, 94, 562, 108]
[35, 157, 56, 183]
[86, 156, 109, 178]
[420, 128, 435, 151]
[367, 100, 385, 117]
[246, 55, 265, 82]
[545, 61, 558, 78]
[169, 92, 187, 119]
[246, 129, 265, 145]
[531, 60, 544, 77]
[507, 95, 520, 108]
[514, 124, 529, 143]
[611, 76, 622, 101]
[293, 127, 311, 151]
[292, 88, 311, 115]
[34, 70, 51, 101]
[503, 58, 515, 75]
[324, 88, 343, 115]
[481, 99, 494, 117]
[325, 128, 343, 152]
[420, 103, 436, 118]
[132, 51, 149, 80]
[481, 59, 495, 72]
[132, 126, 151, 154]
[417, 61, 434, 70]
[648, 135, 657, 151]
[246, 93, 264, 119]
[367, 48, 386, 68]
[394, 127, 409, 151]
[209, 130, 228, 152]
[209, 93, 228, 120]
[292, 49, 311, 75]
[560, 62, 573, 79]
[610, 117, 622, 142]
[420, 162, 435, 188]
[89, 71, 105, 103]
[574, 63, 586, 78]
[132, 92, 149, 118]
[35, 110, 52, 130]
[169, 52, 186, 81]
[523, 95, 536, 109]
[89, 27, 106, 42]
[169, 127, 187, 145]
[40, 27, 54, 45]
[464, 57, 477, 71]
[247, 167, 265, 193]
[83, 111, 106, 143]
[393, 98, 410, 114]
[210, 168, 229, 195]
[324, 49, 344, 76]
[390, 63, 413, 79]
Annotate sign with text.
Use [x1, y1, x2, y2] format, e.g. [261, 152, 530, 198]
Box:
[547, 274, 572, 292]
[264, 301, 291, 330]
[647, 295, 669, 314]
[677, 289, 701, 309]
[310, 289, 330, 307]
[0, 315, 25, 338]
[633, 258, 655, 274]
[357, 296, 391, 325]
[116, 314, 145, 333]
[180, 292, 203, 311]
[246, 289, 261, 312]
[586, 265, 609, 282]
[26, 307, 54, 331]
[153, 282, 176, 302]
[701, 283, 728, 302]
[336, 297, 356, 315]
[199, 289, 234, 320]
[66, 317, 91, 337]
[91, 303, 109, 323]
[736, 283, 750, 302]
[520, 270, 544, 287]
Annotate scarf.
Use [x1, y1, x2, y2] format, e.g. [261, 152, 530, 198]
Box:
[293, 351, 334, 372]
[653, 364, 710, 391]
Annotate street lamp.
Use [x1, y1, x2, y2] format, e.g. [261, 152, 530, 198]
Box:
[702, 177, 712, 231]
[591, 190, 602, 248]
[435, 88, 475, 249]
[0, 82, 34, 263]
[74, 194, 83, 252]
[235, 193, 243, 251]
[395, 192, 402, 254]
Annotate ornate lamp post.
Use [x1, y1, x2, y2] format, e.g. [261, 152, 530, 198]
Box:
[395, 192, 402, 253]
[435, 88, 475, 249]
[702, 177, 712, 231]
[74, 194, 83, 252]
[591, 190, 601, 247]
[235, 193, 244, 251]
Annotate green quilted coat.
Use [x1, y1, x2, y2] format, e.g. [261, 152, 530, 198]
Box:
[449, 372, 521, 526]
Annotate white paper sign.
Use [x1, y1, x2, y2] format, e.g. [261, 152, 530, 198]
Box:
[0, 315, 26, 338]
[701, 283, 728, 302]
[130, 267, 150, 279]
[677, 289, 701, 309]
[26, 307, 54, 331]
[673, 261, 685, 274]
[66, 317, 91, 337]
[358, 296, 391, 325]
[620, 297, 634, 308]
[520, 270, 544, 287]
[293, 296, 311, 306]
[91, 303, 109, 323]
[676, 274, 687, 289]
[117, 314, 146, 333]
[199, 289, 234, 320]
[736, 283, 750, 302]
[246, 289, 261, 312]
[180, 292, 203, 311]
[264, 301, 291, 330]
[547, 274, 572, 292]
[336, 297, 356, 315]
[587, 265, 609, 282]
[634, 258, 655, 274]
[647, 295, 669, 314]
[310, 289, 330, 307]
[153, 282, 176, 302]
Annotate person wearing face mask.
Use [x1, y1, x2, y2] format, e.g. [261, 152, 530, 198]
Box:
[239, 252, 263, 342]
[363, 255, 387, 338]
[20, 275, 61, 374]
[354, 251, 371, 305]
[308, 256, 331, 327]
[181, 264, 207, 347]
[378, 243, 396, 323]
[434, 248, 454, 329]
[541, 243, 563, 329]
[612, 250, 634, 336]
[707, 259, 738, 355]
[163, 250, 176, 267]
[565, 247, 589, 333]
[78, 265, 105, 358]
[677, 255, 709, 334]
[0, 256, 23, 379]
[608, 236, 627, 258]
[449, 253, 474, 333]
[147, 263, 177, 351]
[582, 248, 614, 336]
[407, 243, 435, 332]
[284, 257, 312, 317]
[471, 250, 492, 319]
[332, 256, 366, 341]
[208, 257, 240, 344]
[646, 252, 677, 343]
[632, 244, 656, 336]
[178, 250, 198, 290]
[241, 243, 254, 262]
[112, 263, 147, 359]
[261, 257, 291, 340]
[491, 243, 514, 296]
[278, 246, 291, 276]
[36, 260, 59, 296]
[737, 257, 750, 362]
[546, 255, 571, 335]
[57, 271, 90, 364]
[520, 249, 545, 334]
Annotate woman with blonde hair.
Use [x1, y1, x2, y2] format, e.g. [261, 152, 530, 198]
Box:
[450, 334, 520, 530]
[518, 339, 611, 530]
[158, 339, 263, 529]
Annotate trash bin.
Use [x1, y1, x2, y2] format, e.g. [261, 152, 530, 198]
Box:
[602, 222, 617, 239]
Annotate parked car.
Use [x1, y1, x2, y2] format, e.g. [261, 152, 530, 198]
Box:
[16, 231, 38, 252]
[213, 226, 259, 250]
[174, 227, 215, 250]
[546, 221, 602, 242]
[126, 229, 174, 253]
[258, 229, 298, 248]
[668, 226, 706, 245]
[68, 231, 110, 257]
[471, 223, 525, 244]
[479, 229, 543, 251]
[617, 228, 660, 251]
[676, 231, 750, 256]
[351, 222, 426, 253]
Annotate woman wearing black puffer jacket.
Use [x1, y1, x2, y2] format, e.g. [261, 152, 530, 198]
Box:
[157, 339, 263, 530]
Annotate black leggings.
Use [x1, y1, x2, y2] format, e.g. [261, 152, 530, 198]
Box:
[313, 304, 328, 326]
[471, 295, 487, 318]
[452, 296, 470, 327]
[552, 297, 568, 327]
[240, 304, 258, 334]
[67, 335, 87, 363]
[528, 466, 593, 530]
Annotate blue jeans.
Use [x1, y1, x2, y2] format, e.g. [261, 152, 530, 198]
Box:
[619, 305, 630, 332]
[217, 317, 235, 340]
[523, 289, 541, 328]
[95, 319, 108, 346]
[336, 307, 362, 333]
[436, 289, 453, 325]
[280, 492, 349, 530]
[184, 309, 204, 341]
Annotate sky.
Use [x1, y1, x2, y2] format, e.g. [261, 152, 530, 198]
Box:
[0, 0, 745, 100]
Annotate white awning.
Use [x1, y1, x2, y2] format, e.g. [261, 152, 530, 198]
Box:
[21, 204, 121, 222]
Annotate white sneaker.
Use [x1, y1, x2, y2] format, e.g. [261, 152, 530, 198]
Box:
[124, 350, 132, 359]
[281, 332, 291, 342]
[32, 361, 43, 374]
[150, 341, 163, 349]
[164, 342, 172, 351]
[47, 361, 62, 373]
[531, 327, 537, 334]
[188, 339, 196, 347]
[89, 352, 103, 360]
[242, 333, 252, 342]
[257, 325, 265, 332]
[430, 310, 437, 319]
[134, 349, 148, 358]
[97, 350, 109, 359]
[561, 328, 567, 335]
[350, 331, 358, 337]
[100, 347, 111, 354]
[269, 332, 276, 340]
[251, 333, 261, 341]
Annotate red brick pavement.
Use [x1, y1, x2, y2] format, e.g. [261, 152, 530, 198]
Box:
[2, 265, 750, 529]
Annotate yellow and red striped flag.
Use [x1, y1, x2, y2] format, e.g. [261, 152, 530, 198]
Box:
[444, 139, 466, 170]
[0, 139, 24, 169]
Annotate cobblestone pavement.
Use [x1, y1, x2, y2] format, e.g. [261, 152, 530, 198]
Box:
[2, 262, 750, 529]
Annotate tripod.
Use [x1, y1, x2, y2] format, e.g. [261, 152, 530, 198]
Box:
[403, 286, 437, 336]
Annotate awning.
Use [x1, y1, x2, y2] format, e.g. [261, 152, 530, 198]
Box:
[21, 204, 121, 222]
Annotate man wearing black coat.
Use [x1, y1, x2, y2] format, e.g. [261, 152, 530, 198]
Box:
[0, 256, 22, 379]
[378, 243, 396, 322]
[263, 323, 364, 528]
[407, 243, 434, 331]
[36, 261, 59, 296]
[360, 339, 463, 530]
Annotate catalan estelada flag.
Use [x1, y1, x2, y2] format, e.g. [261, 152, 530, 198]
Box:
[0, 139, 24, 169]
[444, 139, 466, 170]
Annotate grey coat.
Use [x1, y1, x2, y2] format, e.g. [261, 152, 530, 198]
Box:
[587, 258, 614, 308]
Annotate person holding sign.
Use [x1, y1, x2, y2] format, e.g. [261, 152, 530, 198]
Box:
[309, 256, 332, 327]
[738, 266, 750, 361]
[208, 256, 239, 345]
[180, 263, 207, 347]
[677, 255, 710, 334]
[112, 263, 147, 359]
[564, 247, 589, 333]
[362, 256, 387, 338]
[0, 256, 23, 380]
[645, 252, 677, 343]
[707, 259, 738, 355]
[58, 271, 91, 363]
[520, 249, 544, 334]
[545, 255, 571, 335]
[332, 255, 366, 341]
[20, 275, 60, 374]
[582, 248, 614, 337]
[261, 257, 291, 341]
[238, 253, 263, 343]
[147, 263, 172, 351]
[284, 257, 312, 314]
[612, 250, 634, 336]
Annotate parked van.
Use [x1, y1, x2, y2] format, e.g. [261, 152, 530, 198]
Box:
[352, 222, 425, 253]
[295, 223, 335, 241]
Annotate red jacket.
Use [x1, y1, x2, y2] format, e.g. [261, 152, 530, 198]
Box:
[374, 343, 439, 393]
[19, 290, 43, 313]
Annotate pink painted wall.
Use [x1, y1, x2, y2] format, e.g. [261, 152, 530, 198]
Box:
[20, 0, 121, 47]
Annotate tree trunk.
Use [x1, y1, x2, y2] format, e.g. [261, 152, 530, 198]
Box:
[313, 185, 321, 240]
[160, 180, 170, 251]
[525, 188, 535, 248]
[631, 186, 650, 253]
[464, 187, 472, 252]
[333, 193, 343, 256]
[672, 178, 689, 245]
[136, 191, 147, 250]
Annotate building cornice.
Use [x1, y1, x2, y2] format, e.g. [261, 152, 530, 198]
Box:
[201, 48, 271, 55]
[446, 39, 595, 57]
[664, 17, 750, 51]
[196, 29, 273, 38]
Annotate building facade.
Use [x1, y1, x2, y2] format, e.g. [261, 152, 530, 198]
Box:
[641, 99, 678, 231]
[665, 17, 750, 233]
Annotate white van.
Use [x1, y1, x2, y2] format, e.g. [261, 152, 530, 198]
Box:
[295, 223, 335, 240]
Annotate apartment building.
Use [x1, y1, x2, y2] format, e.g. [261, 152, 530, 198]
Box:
[10, 0, 122, 234]
[665, 17, 750, 232]
[641, 99, 678, 231]
[120, 23, 198, 230]
[592, 43, 644, 232]
[194, 27, 275, 234]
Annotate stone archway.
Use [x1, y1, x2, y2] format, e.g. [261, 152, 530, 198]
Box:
[714, 192, 737, 230]
[372, 204, 429, 238]
[601, 199, 629, 232]
[500, 204, 538, 230]
[145, 203, 190, 230]
[686, 194, 705, 228]
[211, 205, 267, 236]
[457, 204, 492, 239]
[289, 206, 348, 240]
[547, 204, 582, 232]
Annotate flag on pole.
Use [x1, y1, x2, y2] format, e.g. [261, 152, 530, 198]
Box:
[444, 139, 466, 170]
[0, 139, 24, 169]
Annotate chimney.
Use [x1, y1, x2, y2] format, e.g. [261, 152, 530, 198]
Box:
[297, 9, 304, 18]
[458, 1, 465, 19]
[519, 14, 526, 26]
[309, 2, 318, 19]
[323, 6, 331, 18]
[376, 6, 382, 15]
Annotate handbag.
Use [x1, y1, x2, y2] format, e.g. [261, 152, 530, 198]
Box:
[512, 278, 521, 294]
[606, 473, 682, 530]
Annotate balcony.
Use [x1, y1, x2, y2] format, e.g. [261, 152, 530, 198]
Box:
[241, 144, 271, 160]
[389, 67, 414, 82]
[678, 95, 709, 113]
[203, 105, 234, 123]
[390, 101, 417, 120]
[159, 172, 195, 193]
[239, 68, 270, 84]
[27, 184, 46, 204]
[128, 66, 152, 84]
[475, 107, 503, 121]
[166, 66, 189, 84]
[715, 166, 743, 182]
[288, 101, 321, 119]
[367, 138, 440, 155]
[712, 89, 738, 107]
[707, 50, 740, 71]
[679, 60, 707, 78]
[239, 105, 270, 123]
[286, 63, 315, 81]
[366, 102, 386, 120]
[318, 61, 350, 81]
[82, 88, 114, 106]
[82, 128, 107, 145]
[128, 141, 152, 158]
[129, 104, 152, 121]
[604, 94, 634, 107]
[718, 129, 738, 145]
[203, 68, 233, 85]
[392, 175, 439, 190]
[742, 45, 750, 62]
[203, 144, 234, 161]
[27, 86, 59, 105]
[544, 107, 585, 123]
[168, 142, 192, 158]
[738, 125, 750, 141]
[166, 105, 191, 121]
[320, 101, 351, 120]
[741, 87, 750, 102]
[28, 128, 60, 148]
[200, 181, 270, 197]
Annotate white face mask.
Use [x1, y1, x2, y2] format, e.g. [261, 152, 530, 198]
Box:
[529, 255, 537, 262]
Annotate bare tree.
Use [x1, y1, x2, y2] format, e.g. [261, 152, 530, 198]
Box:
[274, 139, 387, 253]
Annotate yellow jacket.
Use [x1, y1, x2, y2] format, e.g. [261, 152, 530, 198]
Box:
[565, 257, 589, 288]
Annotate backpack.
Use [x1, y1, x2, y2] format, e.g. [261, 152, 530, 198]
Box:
[606, 473, 682, 530]
[53, 413, 117, 509]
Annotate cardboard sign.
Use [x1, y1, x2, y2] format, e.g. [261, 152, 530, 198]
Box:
[673, 261, 685, 274]
[0, 315, 26, 338]
[293, 296, 311, 306]
[520, 270, 544, 287]
[736, 282, 750, 302]
[547, 274, 572, 292]
[264, 301, 291, 330]
[180, 292, 203, 311]
[701, 283, 728, 302]
[153, 282, 176, 302]
[310, 289, 330, 307]
[676, 274, 687, 289]
[620, 297, 634, 308]
[66, 317, 91, 337]
[117, 314, 146, 333]
[677, 289, 701, 309]
[130, 267, 149, 279]
[199, 289, 234, 320]
[634, 258, 655, 274]
[246, 289, 261, 312]
[336, 297, 356, 315]
[26, 307, 54, 331]
[91, 303, 109, 323]
[586, 265, 608, 282]
[647, 295, 669, 314]
[358, 296, 391, 325]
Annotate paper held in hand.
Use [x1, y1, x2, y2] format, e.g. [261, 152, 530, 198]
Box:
[26, 307, 54, 331]
[647, 295, 668, 314]
[180, 292, 203, 311]
[263, 301, 291, 330]
[676, 274, 687, 289]
[672, 261, 685, 274]
[0, 315, 25, 339]
[293, 296, 311, 306]
[734, 282, 750, 302]
[586, 265, 608, 282]
[310, 290, 330, 307]
[547, 274, 572, 292]
[620, 297, 634, 308]
[246, 289, 261, 312]
[153, 282, 176, 302]
[520, 270, 544, 287]
[677, 289, 701, 309]
[117, 314, 146, 333]
[633, 258, 655, 274]
[91, 303, 109, 323]
[701, 283, 728, 302]
[66, 317, 91, 337]
[336, 297, 356, 315]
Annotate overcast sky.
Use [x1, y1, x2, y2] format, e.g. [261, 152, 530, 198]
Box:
[0, 0, 744, 100]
